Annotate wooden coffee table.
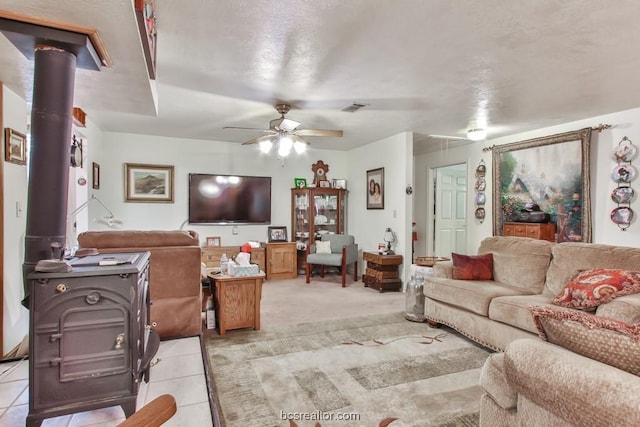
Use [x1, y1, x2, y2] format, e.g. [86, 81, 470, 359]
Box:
[208, 272, 265, 335]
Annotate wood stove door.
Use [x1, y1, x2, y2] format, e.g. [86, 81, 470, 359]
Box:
[31, 274, 136, 411]
[59, 305, 129, 382]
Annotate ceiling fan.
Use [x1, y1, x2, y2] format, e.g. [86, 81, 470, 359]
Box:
[223, 104, 343, 156]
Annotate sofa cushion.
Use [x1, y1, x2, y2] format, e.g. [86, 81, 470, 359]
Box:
[478, 236, 553, 293]
[551, 269, 640, 309]
[424, 277, 528, 316]
[530, 306, 640, 376]
[596, 293, 640, 324]
[452, 253, 493, 280]
[489, 294, 554, 334]
[544, 242, 640, 296]
[78, 230, 199, 248]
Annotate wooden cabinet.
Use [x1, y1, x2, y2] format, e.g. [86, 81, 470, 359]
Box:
[292, 187, 347, 272]
[362, 252, 403, 292]
[503, 222, 556, 242]
[201, 245, 265, 272]
[266, 242, 297, 280]
[211, 273, 265, 335]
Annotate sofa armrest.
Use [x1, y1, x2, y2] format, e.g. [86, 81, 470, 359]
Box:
[596, 293, 640, 324]
[503, 338, 640, 427]
[433, 260, 453, 278]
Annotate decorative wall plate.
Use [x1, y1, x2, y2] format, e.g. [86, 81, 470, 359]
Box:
[475, 207, 485, 220]
[475, 161, 486, 178]
[610, 206, 633, 226]
[611, 164, 636, 184]
[475, 192, 486, 205]
[613, 140, 637, 162]
[611, 186, 635, 204]
[475, 179, 486, 191]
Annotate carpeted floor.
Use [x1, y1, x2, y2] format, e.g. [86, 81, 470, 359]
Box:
[204, 311, 491, 427]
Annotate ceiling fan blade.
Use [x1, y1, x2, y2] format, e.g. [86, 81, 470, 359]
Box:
[223, 126, 274, 132]
[241, 134, 276, 145]
[427, 134, 469, 141]
[295, 129, 343, 137]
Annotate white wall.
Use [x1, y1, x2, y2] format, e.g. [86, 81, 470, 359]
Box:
[86, 132, 348, 246]
[414, 107, 640, 257]
[2, 86, 28, 356]
[347, 132, 413, 281]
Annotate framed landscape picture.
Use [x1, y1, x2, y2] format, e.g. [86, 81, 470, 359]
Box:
[124, 163, 175, 203]
[4, 128, 27, 165]
[492, 128, 592, 242]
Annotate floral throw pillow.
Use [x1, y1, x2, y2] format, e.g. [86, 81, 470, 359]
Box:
[452, 253, 493, 280]
[552, 269, 640, 309]
[530, 306, 640, 376]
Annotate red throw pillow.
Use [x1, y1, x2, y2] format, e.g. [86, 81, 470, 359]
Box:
[552, 269, 640, 309]
[452, 253, 493, 280]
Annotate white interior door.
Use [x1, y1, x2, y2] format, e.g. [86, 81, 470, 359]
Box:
[434, 164, 467, 257]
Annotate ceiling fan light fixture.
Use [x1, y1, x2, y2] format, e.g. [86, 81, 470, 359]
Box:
[467, 128, 487, 141]
[278, 136, 293, 157]
[259, 139, 273, 153]
[293, 140, 307, 154]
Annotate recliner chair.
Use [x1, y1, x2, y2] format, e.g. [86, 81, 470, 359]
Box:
[306, 234, 358, 287]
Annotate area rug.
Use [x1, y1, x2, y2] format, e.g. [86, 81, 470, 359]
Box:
[203, 312, 491, 427]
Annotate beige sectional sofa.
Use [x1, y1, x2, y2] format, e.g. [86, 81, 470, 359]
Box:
[424, 236, 640, 351]
[424, 236, 640, 426]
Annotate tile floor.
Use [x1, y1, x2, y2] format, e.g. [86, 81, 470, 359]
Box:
[0, 336, 213, 427]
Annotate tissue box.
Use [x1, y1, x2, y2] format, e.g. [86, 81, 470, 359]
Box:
[227, 263, 260, 277]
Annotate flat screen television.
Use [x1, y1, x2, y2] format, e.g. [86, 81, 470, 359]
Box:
[188, 174, 272, 224]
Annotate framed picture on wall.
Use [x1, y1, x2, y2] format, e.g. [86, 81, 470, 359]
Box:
[124, 163, 175, 203]
[4, 128, 27, 165]
[366, 167, 384, 209]
[92, 162, 101, 190]
[492, 128, 592, 242]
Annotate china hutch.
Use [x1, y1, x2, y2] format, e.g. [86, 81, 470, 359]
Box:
[291, 187, 347, 272]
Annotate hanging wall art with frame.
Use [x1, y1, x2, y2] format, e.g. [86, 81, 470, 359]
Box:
[492, 128, 592, 242]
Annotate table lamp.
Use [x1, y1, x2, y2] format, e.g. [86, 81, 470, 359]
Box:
[384, 227, 395, 254]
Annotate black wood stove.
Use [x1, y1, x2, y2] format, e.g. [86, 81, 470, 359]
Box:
[26, 252, 158, 427]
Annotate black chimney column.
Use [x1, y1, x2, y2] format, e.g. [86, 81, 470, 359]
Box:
[23, 45, 77, 271]
[21, 45, 77, 303]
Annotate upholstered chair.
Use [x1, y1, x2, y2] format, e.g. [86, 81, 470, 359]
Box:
[306, 234, 358, 287]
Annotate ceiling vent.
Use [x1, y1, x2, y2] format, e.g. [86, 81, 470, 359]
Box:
[341, 103, 368, 113]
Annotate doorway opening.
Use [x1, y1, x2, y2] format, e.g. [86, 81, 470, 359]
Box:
[431, 163, 468, 257]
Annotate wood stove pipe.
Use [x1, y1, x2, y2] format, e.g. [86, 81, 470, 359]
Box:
[0, 15, 107, 306]
[22, 45, 76, 287]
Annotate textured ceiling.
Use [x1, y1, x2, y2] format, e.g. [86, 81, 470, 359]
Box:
[1, 0, 640, 154]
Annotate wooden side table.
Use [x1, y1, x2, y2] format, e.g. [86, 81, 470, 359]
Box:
[362, 252, 403, 292]
[209, 272, 265, 335]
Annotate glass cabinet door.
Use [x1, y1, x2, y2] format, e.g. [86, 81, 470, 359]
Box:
[312, 188, 345, 240]
[292, 189, 310, 249]
[291, 188, 347, 250]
